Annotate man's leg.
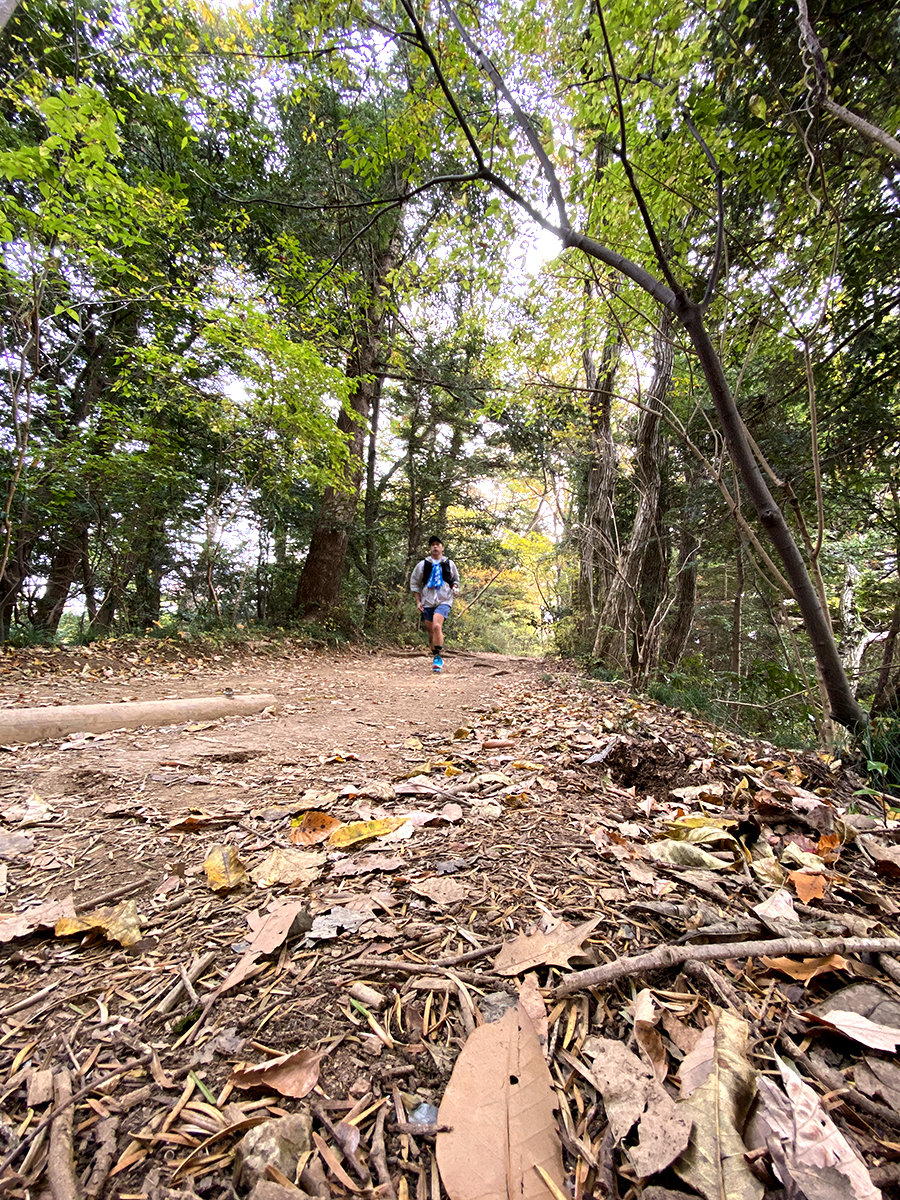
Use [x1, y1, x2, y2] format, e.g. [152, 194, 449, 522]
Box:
[422, 617, 434, 651]
[431, 612, 444, 652]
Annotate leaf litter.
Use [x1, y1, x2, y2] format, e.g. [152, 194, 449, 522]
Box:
[0, 647, 898, 1199]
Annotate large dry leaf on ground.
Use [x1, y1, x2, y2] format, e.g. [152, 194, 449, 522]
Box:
[250, 847, 325, 889]
[677, 1025, 715, 1098]
[584, 1036, 691, 1177]
[752, 890, 798, 922]
[411, 877, 469, 906]
[204, 844, 248, 892]
[517, 973, 548, 1056]
[55, 898, 142, 947]
[230, 1047, 327, 1099]
[756, 1056, 881, 1200]
[436, 1002, 564, 1200]
[218, 900, 310, 995]
[0, 895, 75, 943]
[858, 835, 900, 878]
[0, 832, 35, 860]
[646, 840, 728, 870]
[327, 817, 407, 848]
[762, 954, 849, 984]
[493, 916, 602, 976]
[800, 1009, 900, 1051]
[673, 1010, 763, 1200]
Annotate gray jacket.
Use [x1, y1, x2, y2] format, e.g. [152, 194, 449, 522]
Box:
[410, 556, 460, 608]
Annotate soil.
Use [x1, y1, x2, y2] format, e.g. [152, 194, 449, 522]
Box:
[0, 640, 898, 1200]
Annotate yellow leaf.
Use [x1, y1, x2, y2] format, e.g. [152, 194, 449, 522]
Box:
[327, 817, 408, 849]
[204, 844, 248, 892]
[55, 899, 143, 947]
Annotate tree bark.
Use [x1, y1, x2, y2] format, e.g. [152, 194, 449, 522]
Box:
[593, 309, 673, 668]
[294, 227, 399, 617]
[663, 482, 700, 667]
[731, 543, 744, 676]
[33, 517, 89, 635]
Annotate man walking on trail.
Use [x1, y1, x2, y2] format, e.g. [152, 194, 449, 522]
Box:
[410, 537, 460, 673]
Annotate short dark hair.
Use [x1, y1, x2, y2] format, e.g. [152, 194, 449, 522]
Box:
[428, 535, 443, 546]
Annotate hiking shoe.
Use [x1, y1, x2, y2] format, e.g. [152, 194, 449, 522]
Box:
[432, 654, 443, 672]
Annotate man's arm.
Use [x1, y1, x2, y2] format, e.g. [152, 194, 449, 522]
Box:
[449, 560, 460, 593]
[410, 562, 424, 610]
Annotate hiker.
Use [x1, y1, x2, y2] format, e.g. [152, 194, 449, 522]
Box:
[410, 537, 460, 673]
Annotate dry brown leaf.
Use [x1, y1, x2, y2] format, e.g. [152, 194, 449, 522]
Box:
[673, 1010, 762, 1200]
[204, 844, 248, 892]
[752, 890, 798, 922]
[677, 1024, 715, 1098]
[55, 898, 142, 947]
[801, 1008, 900, 1051]
[230, 1048, 327, 1099]
[633, 989, 668, 1083]
[756, 1055, 880, 1200]
[762, 954, 849, 984]
[217, 901, 310, 995]
[250, 847, 325, 889]
[788, 870, 826, 903]
[584, 1035, 691, 1177]
[493, 916, 602, 976]
[290, 810, 343, 845]
[855, 1057, 900, 1110]
[517, 973, 548, 1056]
[0, 895, 75, 943]
[435, 1002, 565, 1200]
[410, 877, 469, 907]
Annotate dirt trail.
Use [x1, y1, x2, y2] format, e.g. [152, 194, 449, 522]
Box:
[1, 643, 897, 1200]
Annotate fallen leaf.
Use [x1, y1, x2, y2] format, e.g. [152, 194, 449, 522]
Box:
[788, 870, 826, 902]
[673, 1010, 763, 1200]
[436, 1002, 565, 1200]
[763, 953, 850, 983]
[859, 837, 900, 878]
[584, 1036, 691, 1177]
[855, 1056, 900, 1110]
[647, 841, 729, 870]
[306, 906, 371, 941]
[218, 901, 311, 995]
[756, 1054, 880, 1200]
[411, 877, 469, 907]
[0, 833, 35, 860]
[517, 973, 548, 1056]
[230, 1047, 327, 1099]
[55, 898, 143, 947]
[204, 844, 248, 892]
[494, 917, 602, 976]
[290, 810, 343, 845]
[752, 890, 798, 922]
[330, 854, 405, 877]
[0, 895, 76, 943]
[250, 847, 325, 889]
[328, 817, 408, 848]
[633, 989, 668, 1083]
[801, 1008, 900, 1051]
[677, 1024, 715, 1097]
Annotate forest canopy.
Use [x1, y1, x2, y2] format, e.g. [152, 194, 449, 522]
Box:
[1, 0, 899, 747]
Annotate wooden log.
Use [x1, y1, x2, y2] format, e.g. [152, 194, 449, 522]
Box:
[0, 694, 277, 745]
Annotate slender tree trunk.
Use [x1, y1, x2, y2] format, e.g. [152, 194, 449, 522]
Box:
[731, 544, 744, 676]
[872, 599, 900, 713]
[577, 289, 621, 646]
[663, 481, 700, 667]
[294, 227, 399, 617]
[593, 309, 673, 667]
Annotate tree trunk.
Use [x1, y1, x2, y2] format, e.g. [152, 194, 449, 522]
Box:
[294, 228, 399, 617]
[663, 483, 700, 667]
[593, 308, 673, 668]
[33, 517, 89, 635]
[731, 544, 744, 676]
[872, 599, 900, 713]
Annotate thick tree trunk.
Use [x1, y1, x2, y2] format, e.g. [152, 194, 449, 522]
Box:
[593, 309, 673, 667]
[294, 230, 399, 617]
[33, 518, 89, 634]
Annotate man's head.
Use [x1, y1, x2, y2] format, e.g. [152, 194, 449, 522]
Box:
[428, 536, 443, 559]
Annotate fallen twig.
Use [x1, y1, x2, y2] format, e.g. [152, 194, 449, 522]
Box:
[551, 935, 900, 997]
[370, 1103, 396, 1200]
[46, 1070, 80, 1200]
[777, 1032, 900, 1132]
[0, 1052, 153, 1187]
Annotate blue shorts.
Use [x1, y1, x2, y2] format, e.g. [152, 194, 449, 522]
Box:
[421, 603, 451, 624]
